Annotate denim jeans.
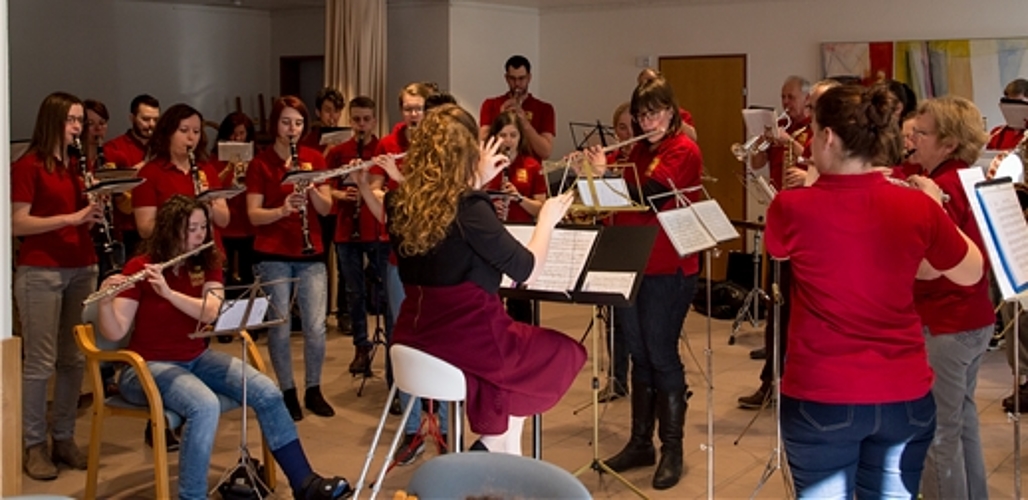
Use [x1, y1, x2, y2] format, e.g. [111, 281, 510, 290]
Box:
[335, 242, 392, 348]
[119, 349, 297, 500]
[921, 325, 992, 500]
[385, 263, 449, 435]
[255, 260, 327, 391]
[615, 270, 697, 394]
[15, 265, 98, 447]
[782, 392, 936, 499]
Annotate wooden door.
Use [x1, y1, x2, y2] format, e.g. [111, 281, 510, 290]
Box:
[660, 55, 747, 280]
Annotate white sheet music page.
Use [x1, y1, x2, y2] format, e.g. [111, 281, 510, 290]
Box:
[577, 178, 633, 207]
[217, 141, 253, 162]
[215, 296, 271, 331]
[582, 271, 635, 299]
[531, 229, 599, 292]
[691, 199, 740, 242]
[657, 207, 716, 256]
[976, 181, 1028, 292]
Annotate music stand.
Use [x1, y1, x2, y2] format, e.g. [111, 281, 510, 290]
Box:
[189, 277, 295, 499]
[649, 183, 740, 500]
[500, 223, 656, 499]
[569, 120, 617, 151]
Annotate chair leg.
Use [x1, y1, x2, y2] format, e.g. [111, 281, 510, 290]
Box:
[355, 384, 399, 496]
[371, 396, 419, 500]
[86, 407, 105, 499]
[152, 417, 170, 500]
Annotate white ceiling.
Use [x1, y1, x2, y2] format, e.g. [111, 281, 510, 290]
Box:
[124, 0, 772, 12]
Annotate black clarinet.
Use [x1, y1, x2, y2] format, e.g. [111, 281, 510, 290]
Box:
[291, 138, 316, 255]
[75, 137, 119, 269]
[350, 133, 364, 241]
[187, 147, 204, 197]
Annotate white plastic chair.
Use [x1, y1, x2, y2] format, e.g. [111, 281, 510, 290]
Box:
[354, 344, 467, 500]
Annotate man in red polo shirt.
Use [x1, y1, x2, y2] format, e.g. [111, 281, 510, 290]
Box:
[987, 78, 1028, 150]
[479, 55, 556, 160]
[104, 94, 160, 255]
[752, 76, 812, 191]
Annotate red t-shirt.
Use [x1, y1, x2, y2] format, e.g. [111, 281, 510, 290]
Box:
[120, 255, 223, 362]
[988, 125, 1024, 150]
[104, 131, 148, 232]
[479, 93, 556, 159]
[766, 173, 969, 404]
[327, 136, 388, 243]
[483, 155, 546, 223]
[615, 132, 703, 276]
[913, 159, 994, 334]
[246, 145, 327, 258]
[768, 117, 811, 190]
[11, 152, 98, 268]
[133, 157, 223, 209]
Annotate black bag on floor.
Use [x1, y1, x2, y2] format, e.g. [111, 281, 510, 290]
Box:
[693, 280, 748, 320]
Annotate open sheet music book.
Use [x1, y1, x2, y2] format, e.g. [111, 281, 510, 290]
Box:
[500, 225, 600, 295]
[654, 197, 740, 257]
[975, 178, 1028, 294]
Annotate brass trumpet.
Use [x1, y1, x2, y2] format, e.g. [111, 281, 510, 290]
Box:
[730, 111, 792, 162]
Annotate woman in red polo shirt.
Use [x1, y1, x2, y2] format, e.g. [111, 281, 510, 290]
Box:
[769, 84, 983, 498]
[211, 111, 256, 293]
[12, 92, 102, 480]
[246, 96, 335, 421]
[908, 96, 993, 500]
[133, 104, 229, 241]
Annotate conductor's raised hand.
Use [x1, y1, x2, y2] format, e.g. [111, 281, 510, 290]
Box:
[477, 136, 510, 188]
[538, 191, 574, 229]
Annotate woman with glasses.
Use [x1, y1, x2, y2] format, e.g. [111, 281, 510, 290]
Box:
[579, 76, 703, 490]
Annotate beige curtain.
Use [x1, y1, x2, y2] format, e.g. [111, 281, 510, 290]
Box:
[324, 0, 388, 137]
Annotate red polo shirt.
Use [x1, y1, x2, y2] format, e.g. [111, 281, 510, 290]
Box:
[133, 157, 223, 209]
[11, 152, 98, 268]
[479, 93, 556, 159]
[988, 125, 1025, 150]
[483, 155, 546, 223]
[767, 173, 969, 404]
[246, 145, 327, 258]
[120, 255, 223, 362]
[105, 131, 149, 233]
[616, 132, 703, 276]
[327, 136, 388, 243]
[914, 159, 994, 334]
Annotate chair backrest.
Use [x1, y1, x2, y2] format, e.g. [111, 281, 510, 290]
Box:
[81, 301, 132, 351]
[405, 453, 591, 499]
[390, 344, 466, 401]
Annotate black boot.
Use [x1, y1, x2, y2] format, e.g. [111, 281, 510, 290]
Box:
[605, 380, 656, 472]
[283, 388, 303, 421]
[652, 388, 687, 490]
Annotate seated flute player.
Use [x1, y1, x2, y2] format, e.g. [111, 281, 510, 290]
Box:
[353, 103, 587, 454]
[96, 194, 351, 500]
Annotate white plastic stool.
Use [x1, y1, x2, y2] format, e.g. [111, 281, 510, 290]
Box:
[354, 344, 467, 500]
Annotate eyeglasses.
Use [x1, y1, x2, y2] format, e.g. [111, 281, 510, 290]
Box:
[66, 116, 84, 125]
[634, 108, 668, 123]
[911, 127, 936, 139]
[402, 106, 424, 114]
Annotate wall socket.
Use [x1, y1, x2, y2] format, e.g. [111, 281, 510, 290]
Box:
[635, 55, 654, 68]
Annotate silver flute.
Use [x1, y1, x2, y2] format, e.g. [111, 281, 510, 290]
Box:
[83, 241, 215, 305]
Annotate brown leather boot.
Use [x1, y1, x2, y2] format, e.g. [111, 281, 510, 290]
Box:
[24, 443, 58, 480]
[51, 438, 88, 470]
[737, 380, 773, 410]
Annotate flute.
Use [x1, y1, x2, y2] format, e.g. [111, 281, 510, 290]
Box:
[598, 128, 664, 155]
[313, 152, 407, 184]
[83, 241, 215, 305]
[885, 175, 951, 203]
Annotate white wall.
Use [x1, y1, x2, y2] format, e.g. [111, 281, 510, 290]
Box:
[269, 6, 325, 97]
[9, 0, 271, 139]
[386, 1, 450, 127]
[541, 0, 1028, 156]
[448, 2, 539, 119]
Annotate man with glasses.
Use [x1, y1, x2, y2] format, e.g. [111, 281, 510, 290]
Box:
[479, 55, 556, 160]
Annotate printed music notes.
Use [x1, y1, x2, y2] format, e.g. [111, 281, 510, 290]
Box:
[656, 199, 740, 257]
[501, 225, 599, 295]
[976, 179, 1028, 293]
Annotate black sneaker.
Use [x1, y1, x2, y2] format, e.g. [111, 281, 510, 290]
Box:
[393, 433, 425, 466]
[296, 473, 352, 500]
[305, 386, 336, 417]
[388, 394, 402, 416]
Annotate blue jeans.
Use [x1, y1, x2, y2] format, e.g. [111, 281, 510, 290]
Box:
[922, 325, 992, 500]
[15, 265, 98, 447]
[119, 349, 297, 500]
[782, 392, 936, 499]
[335, 242, 392, 347]
[386, 263, 449, 435]
[615, 270, 697, 393]
[255, 260, 327, 391]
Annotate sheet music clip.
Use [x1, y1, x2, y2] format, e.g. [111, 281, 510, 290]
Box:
[648, 180, 739, 257]
[85, 177, 145, 196]
[189, 276, 295, 339]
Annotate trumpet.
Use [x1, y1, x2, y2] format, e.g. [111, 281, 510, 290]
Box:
[290, 138, 316, 256]
[731, 111, 792, 162]
[83, 241, 214, 305]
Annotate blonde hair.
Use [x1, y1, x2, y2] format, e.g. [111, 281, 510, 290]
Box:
[391, 104, 480, 257]
[916, 96, 989, 165]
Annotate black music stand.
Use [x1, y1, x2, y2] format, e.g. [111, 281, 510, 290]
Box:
[190, 277, 295, 499]
[500, 223, 656, 499]
[569, 120, 617, 151]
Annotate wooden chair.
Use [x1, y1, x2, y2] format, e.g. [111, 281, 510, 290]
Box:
[73, 323, 277, 499]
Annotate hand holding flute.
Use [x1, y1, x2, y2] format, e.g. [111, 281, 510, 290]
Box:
[566, 128, 664, 176]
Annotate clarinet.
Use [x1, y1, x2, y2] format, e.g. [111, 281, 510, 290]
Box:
[187, 147, 203, 197]
[498, 165, 512, 222]
[290, 138, 316, 255]
[76, 137, 118, 263]
[350, 133, 364, 241]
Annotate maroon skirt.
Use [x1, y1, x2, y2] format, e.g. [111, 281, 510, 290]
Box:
[393, 282, 586, 435]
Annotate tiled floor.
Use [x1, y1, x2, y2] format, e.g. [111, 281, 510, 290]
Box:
[20, 303, 1028, 498]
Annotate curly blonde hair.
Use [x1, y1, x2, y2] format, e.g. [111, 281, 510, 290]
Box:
[392, 104, 480, 257]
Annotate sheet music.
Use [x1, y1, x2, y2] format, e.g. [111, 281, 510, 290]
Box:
[959, 168, 1014, 300]
[691, 199, 740, 242]
[1000, 102, 1028, 129]
[976, 181, 1028, 292]
[994, 154, 1025, 184]
[499, 226, 598, 293]
[577, 178, 633, 207]
[217, 141, 253, 163]
[320, 129, 352, 146]
[743, 108, 777, 137]
[582, 271, 636, 299]
[657, 207, 716, 256]
[214, 296, 270, 331]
